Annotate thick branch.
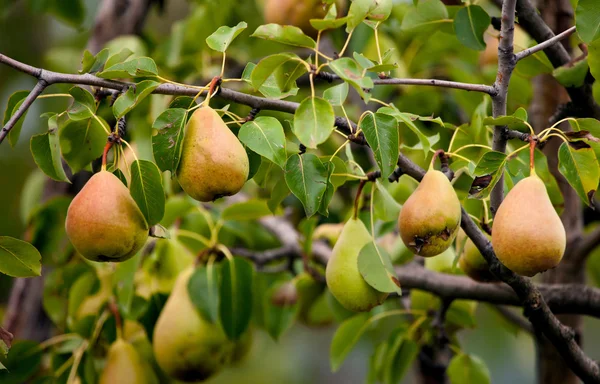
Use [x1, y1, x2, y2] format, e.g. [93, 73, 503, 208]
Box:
[514, 26, 577, 62]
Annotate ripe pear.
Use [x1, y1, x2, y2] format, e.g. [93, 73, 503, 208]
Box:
[456, 230, 497, 283]
[153, 267, 234, 382]
[100, 338, 158, 384]
[326, 218, 388, 312]
[492, 175, 566, 277]
[263, 0, 346, 37]
[65, 171, 148, 262]
[176, 106, 249, 202]
[398, 170, 461, 257]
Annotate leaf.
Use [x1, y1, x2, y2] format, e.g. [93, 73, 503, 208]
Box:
[221, 200, 272, 221]
[149, 224, 170, 239]
[48, 0, 84, 27]
[0, 341, 42, 383]
[0, 327, 12, 358]
[67, 87, 96, 121]
[373, 180, 401, 222]
[264, 280, 299, 340]
[112, 80, 160, 118]
[239, 117, 287, 168]
[447, 354, 491, 384]
[152, 108, 187, 173]
[3, 90, 29, 147]
[293, 97, 335, 148]
[130, 160, 166, 226]
[114, 253, 141, 316]
[558, 142, 600, 207]
[329, 58, 374, 102]
[346, 0, 375, 32]
[188, 264, 220, 323]
[59, 117, 107, 173]
[242, 62, 301, 100]
[358, 242, 401, 294]
[206, 21, 247, 52]
[267, 179, 290, 213]
[250, 53, 303, 92]
[311, 16, 349, 31]
[30, 118, 70, 183]
[575, 0, 600, 43]
[469, 151, 508, 199]
[330, 313, 370, 371]
[0, 237, 41, 277]
[97, 57, 158, 79]
[104, 48, 134, 71]
[323, 82, 349, 106]
[553, 58, 589, 88]
[284, 153, 329, 217]
[382, 337, 419, 384]
[251, 24, 316, 48]
[453, 6, 490, 51]
[318, 161, 335, 217]
[378, 106, 431, 155]
[219, 257, 254, 340]
[360, 112, 399, 178]
[483, 110, 530, 132]
[79, 48, 109, 74]
[401, 0, 449, 35]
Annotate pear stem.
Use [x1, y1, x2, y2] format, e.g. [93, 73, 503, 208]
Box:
[108, 300, 123, 340]
[529, 135, 537, 176]
[352, 171, 381, 220]
[205, 76, 222, 106]
[101, 141, 114, 171]
[429, 149, 448, 172]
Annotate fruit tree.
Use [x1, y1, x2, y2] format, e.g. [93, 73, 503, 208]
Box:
[1, 0, 600, 383]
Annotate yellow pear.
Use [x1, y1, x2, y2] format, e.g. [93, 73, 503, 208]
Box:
[325, 218, 388, 312]
[492, 175, 566, 277]
[65, 171, 148, 262]
[263, 0, 346, 37]
[176, 106, 249, 202]
[398, 170, 461, 257]
[313, 223, 345, 245]
[153, 267, 234, 382]
[100, 338, 158, 384]
[456, 230, 497, 283]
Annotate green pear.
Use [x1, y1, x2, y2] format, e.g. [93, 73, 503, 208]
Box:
[100, 338, 158, 384]
[492, 175, 566, 276]
[398, 170, 461, 257]
[456, 230, 497, 283]
[295, 273, 333, 326]
[325, 218, 388, 312]
[153, 267, 234, 382]
[177, 106, 249, 202]
[231, 329, 253, 365]
[65, 171, 148, 262]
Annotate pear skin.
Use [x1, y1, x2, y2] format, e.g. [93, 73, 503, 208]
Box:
[100, 339, 158, 384]
[492, 175, 566, 277]
[176, 106, 249, 202]
[398, 170, 461, 257]
[456, 230, 497, 283]
[325, 218, 388, 312]
[263, 0, 346, 37]
[65, 171, 148, 262]
[153, 267, 234, 382]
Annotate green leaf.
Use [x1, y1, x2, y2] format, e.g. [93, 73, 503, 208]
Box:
[575, 0, 600, 43]
[0, 341, 42, 384]
[293, 97, 335, 148]
[330, 313, 370, 371]
[219, 257, 254, 340]
[130, 160, 166, 226]
[30, 117, 70, 183]
[104, 48, 134, 71]
[359, 112, 399, 178]
[242, 62, 301, 100]
[553, 58, 589, 88]
[267, 179, 290, 213]
[588, 40, 600, 88]
[79, 48, 109, 74]
[152, 108, 188, 173]
[59, 117, 107, 173]
[323, 82, 349, 106]
[48, 0, 84, 27]
[469, 151, 508, 199]
[264, 280, 299, 340]
[318, 161, 335, 217]
[221, 200, 271, 221]
[0, 237, 41, 277]
[447, 354, 491, 384]
[114, 253, 141, 317]
[453, 6, 490, 51]
[284, 153, 329, 217]
[358, 242, 401, 294]
[311, 16, 349, 31]
[250, 53, 304, 92]
[558, 142, 600, 207]
[401, 0, 450, 35]
[188, 264, 220, 323]
[206, 21, 247, 52]
[112, 80, 160, 118]
[379, 106, 431, 155]
[373, 180, 401, 222]
[239, 117, 287, 168]
[346, 0, 375, 32]
[483, 109, 530, 132]
[3, 90, 29, 147]
[251, 24, 316, 48]
[382, 337, 419, 384]
[329, 58, 374, 102]
[97, 57, 158, 79]
[67, 87, 96, 121]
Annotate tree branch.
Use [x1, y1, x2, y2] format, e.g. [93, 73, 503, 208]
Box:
[0, 80, 47, 144]
[514, 26, 577, 62]
[371, 78, 495, 95]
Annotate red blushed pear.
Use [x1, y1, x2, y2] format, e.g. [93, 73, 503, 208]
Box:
[65, 171, 148, 262]
[176, 106, 249, 202]
[492, 172, 566, 277]
[263, 0, 346, 38]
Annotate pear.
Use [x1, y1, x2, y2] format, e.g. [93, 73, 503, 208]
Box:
[65, 171, 148, 262]
[398, 170, 461, 257]
[176, 106, 249, 202]
[492, 175, 566, 277]
[100, 338, 158, 384]
[76, 268, 112, 319]
[456, 230, 497, 283]
[326, 218, 388, 312]
[231, 329, 253, 364]
[153, 267, 234, 382]
[263, 0, 346, 37]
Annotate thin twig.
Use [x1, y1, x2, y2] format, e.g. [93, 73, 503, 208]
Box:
[515, 26, 577, 61]
[0, 80, 47, 144]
